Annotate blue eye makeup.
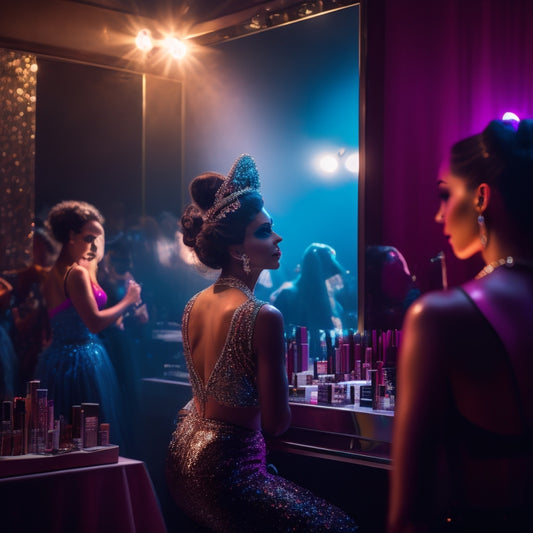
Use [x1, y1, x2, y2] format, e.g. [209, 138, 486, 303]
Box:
[254, 224, 272, 239]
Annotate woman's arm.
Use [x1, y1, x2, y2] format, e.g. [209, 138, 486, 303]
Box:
[255, 303, 291, 436]
[388, 292, 452, 533]
[67, 265, 141, 334]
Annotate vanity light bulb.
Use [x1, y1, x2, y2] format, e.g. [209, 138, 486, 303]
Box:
[502, 111, 520, 122]
[319, 154, 338, 174]
[345, 152, 359, 174]
[163, 37, 187, 59]
[135, 29, 154, 52]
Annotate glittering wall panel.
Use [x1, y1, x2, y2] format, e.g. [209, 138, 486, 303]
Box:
[0, 49, 36, 270]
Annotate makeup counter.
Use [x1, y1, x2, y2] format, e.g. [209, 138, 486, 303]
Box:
[141, 325, 396, 532]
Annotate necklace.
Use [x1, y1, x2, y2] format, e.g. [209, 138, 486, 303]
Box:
[215, 276, 254, 299]
[475, 256, 515, 279]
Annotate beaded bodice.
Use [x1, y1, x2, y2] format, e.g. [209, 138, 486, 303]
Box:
[182, 278, 265, 414]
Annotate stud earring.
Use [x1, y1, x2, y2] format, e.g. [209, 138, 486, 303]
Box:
[241, 254, 251, 274]
[478, 214, 488, 248]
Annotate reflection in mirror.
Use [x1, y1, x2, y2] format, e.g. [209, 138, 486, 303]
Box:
[364, 245, 421, 332]
[0, 49, 36, 271]
[184, 6, 359, 345]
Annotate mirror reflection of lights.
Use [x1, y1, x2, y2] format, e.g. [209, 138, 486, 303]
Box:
[502, 111, 520, 122]
[319, 154, 339, 173]
[163, 37, 187, 59]
[135, 29, 154, 52]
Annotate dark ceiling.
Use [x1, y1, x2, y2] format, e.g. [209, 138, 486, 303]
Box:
[68, 1, 357, 45]
[69, 1, 267, 22]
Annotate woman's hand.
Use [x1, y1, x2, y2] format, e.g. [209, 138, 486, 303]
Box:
[124, 279, 142, 305]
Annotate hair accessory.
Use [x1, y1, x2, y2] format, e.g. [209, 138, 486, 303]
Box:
[477, 214, 488, 248]
[204, 154, 261, 222]
[241, 253, 251, 274]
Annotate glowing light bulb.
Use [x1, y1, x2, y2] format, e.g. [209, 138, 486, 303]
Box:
[319, 154, 338, 173]
[163, 37, 187, 59]
[345, 151, 359, 173]
[135, 29, 153, 52]
[502, 111, 520, 122]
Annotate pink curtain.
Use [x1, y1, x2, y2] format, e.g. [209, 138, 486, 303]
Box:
[379, 0, 533, 289]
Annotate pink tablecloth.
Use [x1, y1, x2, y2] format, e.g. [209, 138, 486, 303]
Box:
[0, 457, 168, 533]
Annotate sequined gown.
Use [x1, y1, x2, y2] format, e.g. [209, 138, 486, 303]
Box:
[166, 283, 358, 532]
[35, 284, 123, 445]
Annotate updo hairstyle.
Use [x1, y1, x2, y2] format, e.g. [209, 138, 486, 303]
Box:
[181, 172, 264, 269]
[450, 119, 533, 234]
[46, 200, 105, 244]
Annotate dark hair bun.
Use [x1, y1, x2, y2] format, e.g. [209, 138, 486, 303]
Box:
[180, 169, 263, 269]
[180, 205, 204, 248]
[189, 172, 226, 211]
[482, 120, 516, 160]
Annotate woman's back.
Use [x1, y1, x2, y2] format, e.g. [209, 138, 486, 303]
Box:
[184, 282, 264, 430]
[394, 264, 533, 524]
[447, 266, 533, 509]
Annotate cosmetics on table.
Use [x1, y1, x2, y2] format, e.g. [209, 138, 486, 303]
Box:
[1, 380, 113, 458]
[286, 327, 400, 410]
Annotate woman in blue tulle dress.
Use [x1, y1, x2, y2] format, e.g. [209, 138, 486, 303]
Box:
[36, 201, 142, 447]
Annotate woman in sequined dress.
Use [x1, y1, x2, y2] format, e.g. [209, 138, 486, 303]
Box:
[388, 120, 533, 533]
[35, 200, 142, 446]
[166, 155, 358, 532]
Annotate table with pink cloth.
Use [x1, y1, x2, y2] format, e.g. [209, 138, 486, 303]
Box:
[0, 457, 168, 532]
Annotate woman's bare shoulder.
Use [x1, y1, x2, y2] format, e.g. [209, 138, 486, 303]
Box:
[403, 287, 476, 336]
[254, 304, 284, 347]
[256, 303, 284, 326]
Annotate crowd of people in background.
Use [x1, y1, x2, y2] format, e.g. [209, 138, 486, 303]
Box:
[0, 202, 360, 436]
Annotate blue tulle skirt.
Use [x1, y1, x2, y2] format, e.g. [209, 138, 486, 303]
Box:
[35, 305, 124, 447]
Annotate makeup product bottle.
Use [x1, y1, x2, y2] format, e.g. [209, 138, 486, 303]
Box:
[36, 389, 48, 453]
[25, 379, 40, 453]
[72, 405, 83, 449]
[81, 403, 99, 448]
[362, 347, 372, 381]
[45, 400, 55, 453]
[98, 423, 110, 446]
[12, 397, 25, 456]
[1, 400, 13, 456]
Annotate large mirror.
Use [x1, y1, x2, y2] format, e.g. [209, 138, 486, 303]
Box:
[183, 4, 360, 339]
[1, 1, 360, 374]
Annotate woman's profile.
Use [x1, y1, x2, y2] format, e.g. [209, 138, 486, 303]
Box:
[388, 119, 533, 533]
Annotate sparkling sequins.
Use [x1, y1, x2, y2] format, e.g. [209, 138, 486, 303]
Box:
[167, 409, 358, 532]
[167, 279, 358, 532]
[0, 49, 37, 270]
[182, 283, 263, 413]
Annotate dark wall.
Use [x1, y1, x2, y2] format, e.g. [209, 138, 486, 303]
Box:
[35, 59, 183, 222]
[35, 59, 143, 218]
[364, 0, 533, 291]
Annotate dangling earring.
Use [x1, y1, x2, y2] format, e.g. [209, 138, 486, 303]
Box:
[241, 254, 251, 274]
[478, 214, 488, 248]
